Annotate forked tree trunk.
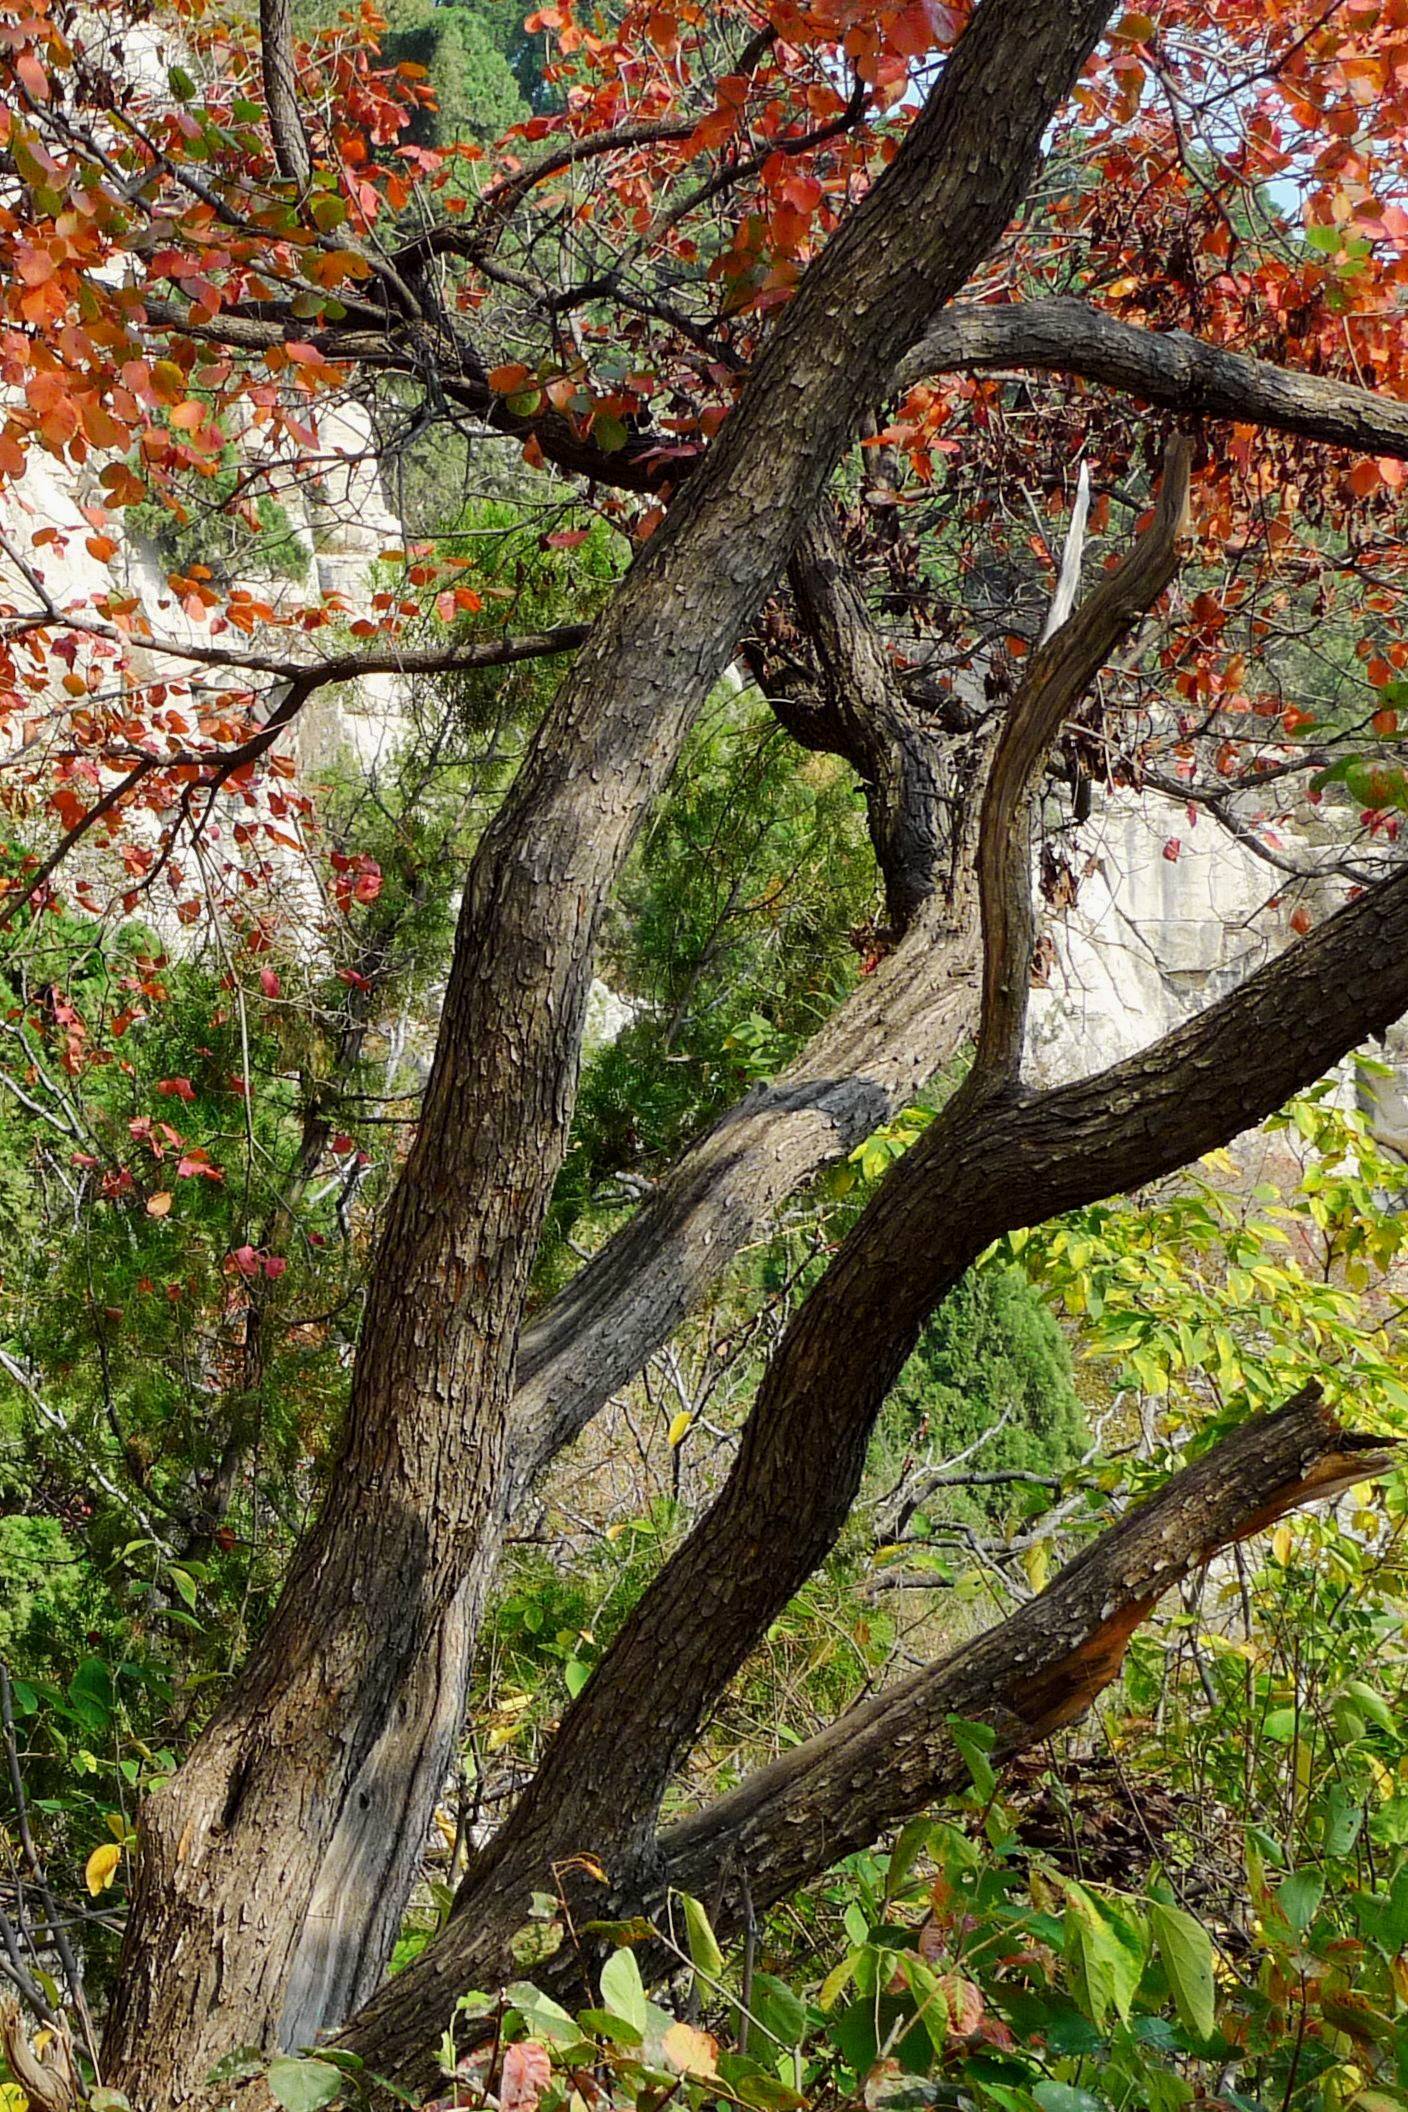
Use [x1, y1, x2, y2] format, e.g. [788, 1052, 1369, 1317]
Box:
[101, 8, 1123, 2097]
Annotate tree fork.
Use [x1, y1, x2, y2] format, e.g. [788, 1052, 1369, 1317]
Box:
[102, 3, 1127, 2096]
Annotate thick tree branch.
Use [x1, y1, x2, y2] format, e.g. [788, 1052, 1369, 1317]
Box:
[109, 2, 1129, 2087]
[785, 513, 961, 934]
[662, 1386, 1394, 1926]
[510, 819, 983, 1502]
[431, 1390, 1395, 2047]
[898, 299, 1408, 455]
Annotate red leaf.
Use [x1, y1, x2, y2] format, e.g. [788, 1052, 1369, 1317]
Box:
[157, 1077, 197, 1102]
[499, 2042, 552, 2112]
[259, 966, 282, 999]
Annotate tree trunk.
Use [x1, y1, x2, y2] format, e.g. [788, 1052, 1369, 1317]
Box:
[102, 5, 1123, 2095]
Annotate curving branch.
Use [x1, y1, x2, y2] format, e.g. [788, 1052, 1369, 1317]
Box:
[898, 298, 1408, 456]
[974, 434, 1192, 1078]
[784, 511, 964, 934]
[106, 3, 1133, 2090]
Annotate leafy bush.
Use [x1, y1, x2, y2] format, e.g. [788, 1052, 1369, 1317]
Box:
[884, 1265, 1089, 1525]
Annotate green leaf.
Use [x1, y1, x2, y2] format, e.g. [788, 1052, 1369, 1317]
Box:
[574, 2008, 643, 2047]
[899, 1953, 948, 2055]
[733, 2076, 808, 2110]
[885, 1818, 935, 1904]
[1276, 1869, 1325, 1935]
[592, 412, 630, 453]
[1149, 1900, 1215, 2040]
[1062, 1881, 1145, 2028]
[506, 1981, 580, 2047]
[167, 64, 197, 100]
[1346, 1680, 1397, 1734]
[678, 1891, 724, 1978]
[267, 2058, 343, 2112]
[599, 1945, 647, 2035]
[945, 1714, 997, 1803]
[1354, 1865, 1408, 1955]
[817, 1950, 859, 2011]
[750, 1970, 807, 2049]
[1033, 2087, 1102, 2112]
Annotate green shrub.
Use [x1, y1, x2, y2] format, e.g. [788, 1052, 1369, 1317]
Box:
[881, 1262, 1088, 1524]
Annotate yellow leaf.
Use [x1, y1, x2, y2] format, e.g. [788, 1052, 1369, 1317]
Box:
[1272, 1523, 1294, 1566]
[85, 1841, 122, 1895]
[667, 1411, 693, 1448]
[487, 1722, 521, 1752]
[1022, 1540, 1050, 1594]
[662, 2022, 718, 2076]
[1, 2084, 29, 2112]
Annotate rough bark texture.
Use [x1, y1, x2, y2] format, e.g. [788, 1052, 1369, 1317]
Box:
[103, 4, 1124, 2097]
[258, 0, 311, 187]
[335, 856, 1408, 2095]
[511, 562, 986, 1499]
[899, 299, 1408, 455]
[389, 1392, 1391, 2050]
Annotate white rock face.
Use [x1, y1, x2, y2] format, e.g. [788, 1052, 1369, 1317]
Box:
[1027, 787, 1408, 1156]
[1028, 794, 1299, 1082]
[584, 979, 641, 1051]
